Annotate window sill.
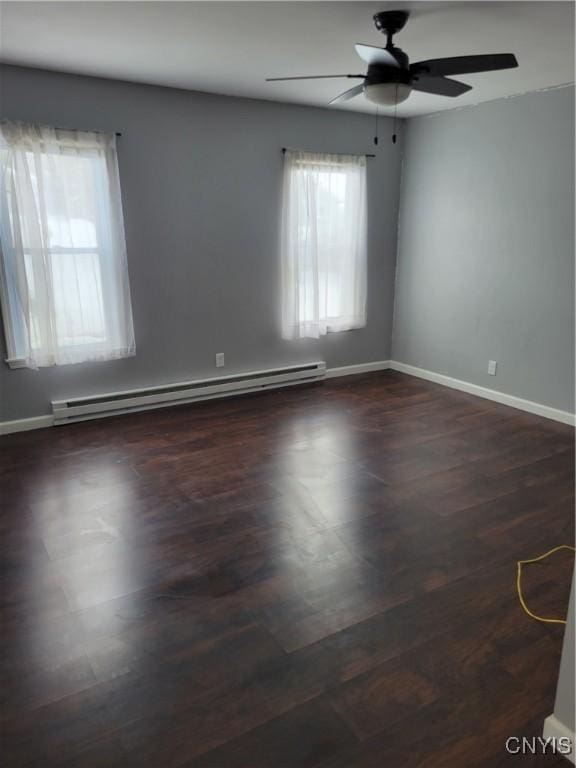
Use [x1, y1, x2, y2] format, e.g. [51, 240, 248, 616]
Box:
[5, 358, 27, 369]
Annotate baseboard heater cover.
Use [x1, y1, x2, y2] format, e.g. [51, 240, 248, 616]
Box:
[51, 361, 326, 425]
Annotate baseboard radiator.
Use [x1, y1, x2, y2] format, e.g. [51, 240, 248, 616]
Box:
[52, 361, 326, 425]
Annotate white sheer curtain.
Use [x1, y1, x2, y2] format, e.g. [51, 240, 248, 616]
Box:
[0, 121, 135, 368]
[280, 150, 367, 340]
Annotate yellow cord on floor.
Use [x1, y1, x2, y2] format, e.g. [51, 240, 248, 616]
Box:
[516, 545, 575, 625]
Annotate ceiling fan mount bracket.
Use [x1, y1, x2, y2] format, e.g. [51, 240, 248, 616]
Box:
[373, 10, 410, 44]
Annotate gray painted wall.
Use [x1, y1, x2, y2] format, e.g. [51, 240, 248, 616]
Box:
[552, 576, 575, 738]
[392, 86, 575, 414]
[0, 64, 403, 421]
[2, 67, 574, 422]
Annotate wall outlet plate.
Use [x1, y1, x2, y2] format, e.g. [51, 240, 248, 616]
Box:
[216, 353, 225, 368]
[488, 360, 497, 376]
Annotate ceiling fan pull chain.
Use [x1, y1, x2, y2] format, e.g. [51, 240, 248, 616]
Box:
[392, 85, 398, 144]
[374, 105, 379, 146]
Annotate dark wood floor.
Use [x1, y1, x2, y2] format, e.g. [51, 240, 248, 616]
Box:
[1, 371, 574, 767]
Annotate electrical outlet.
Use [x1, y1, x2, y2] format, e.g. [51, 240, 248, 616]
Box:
[488, 360, 497, 376]
[215, 352, 225, 368]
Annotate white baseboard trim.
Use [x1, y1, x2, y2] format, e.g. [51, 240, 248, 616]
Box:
[3, 359, 572, 433]
[543, 714, 575, 764]
[326, 360, 391, 379]
[0, 361, 392, 435]
[390, 360, 576, 426]
[0, 414, 54, 436]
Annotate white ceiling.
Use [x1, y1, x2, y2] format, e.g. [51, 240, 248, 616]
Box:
[0, 1, 573, 117]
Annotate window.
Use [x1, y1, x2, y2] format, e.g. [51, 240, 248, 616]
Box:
[0, 121, 135, 368]
[280, 150, 367, 340]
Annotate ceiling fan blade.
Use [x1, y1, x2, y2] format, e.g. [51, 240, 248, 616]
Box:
[411, 53, 518, 78]
[266, 74, 364, 82]
[411, 76, 472, 97]
[329, 84, 365, 105]
[355, 44, 400, 68]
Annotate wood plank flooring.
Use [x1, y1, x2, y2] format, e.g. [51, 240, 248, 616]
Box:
[1, 371, 574, 767]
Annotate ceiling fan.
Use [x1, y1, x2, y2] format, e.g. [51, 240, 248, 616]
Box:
[266, 10, 518, 106]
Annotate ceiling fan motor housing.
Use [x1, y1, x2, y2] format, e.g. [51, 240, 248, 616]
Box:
[365, 61, 411, 87]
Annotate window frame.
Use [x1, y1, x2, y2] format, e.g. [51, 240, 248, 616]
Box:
[0, 121, 135, 369]
[280, 149, 368, 340]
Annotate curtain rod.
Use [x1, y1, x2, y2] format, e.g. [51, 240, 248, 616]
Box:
[282, 147, 375, 158]
[56, 127, 122, 137]
[55, 128, 123, 137]
[0, 120, 121, 137]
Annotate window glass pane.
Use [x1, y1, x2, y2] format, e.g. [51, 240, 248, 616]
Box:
[21, 151, 107, 350]
[50, 251, 106, 347]
[25, 151, 99, 249]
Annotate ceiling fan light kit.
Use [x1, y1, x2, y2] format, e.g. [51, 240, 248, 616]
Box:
[266, 9, 519, 111]
[364, 82, 412, 106]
